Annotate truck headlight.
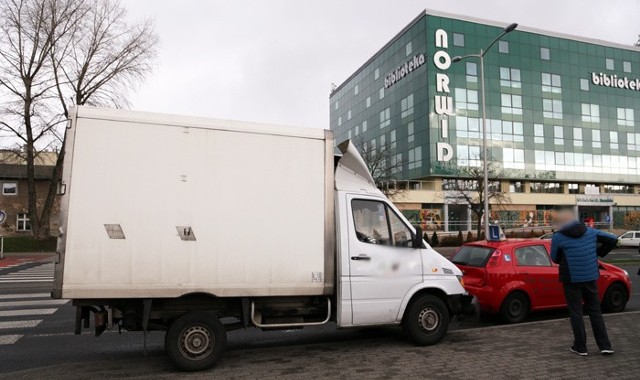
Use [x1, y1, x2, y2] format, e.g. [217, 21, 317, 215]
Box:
[456, 275, 464, 287]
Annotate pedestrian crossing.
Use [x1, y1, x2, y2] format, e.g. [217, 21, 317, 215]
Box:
[0, 262, 55, 283]
[0, 292, 69, 345]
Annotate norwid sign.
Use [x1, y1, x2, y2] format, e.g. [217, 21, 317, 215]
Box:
[434, 29, 453, 162]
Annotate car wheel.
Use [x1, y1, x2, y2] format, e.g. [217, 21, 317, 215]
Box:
[403, 294, 450, 346]
[165, 311, 227, 371]
[602, 283, 628, 313]
[499, 292, 530, 323]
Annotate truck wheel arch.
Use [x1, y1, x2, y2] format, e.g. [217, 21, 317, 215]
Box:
[397, 287, 451, 323]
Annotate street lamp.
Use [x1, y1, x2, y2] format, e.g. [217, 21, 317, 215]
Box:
[452, 22, 517, 239]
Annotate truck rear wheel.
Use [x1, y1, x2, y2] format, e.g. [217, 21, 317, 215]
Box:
[403, 294, 449, 346]
[165, 311, 227, 371]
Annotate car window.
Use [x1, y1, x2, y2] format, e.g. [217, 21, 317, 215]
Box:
[452, 246, 495, 267]
[515, 245, 551, 267]
[634, 232, 640, 239]
[621, 232, 632, 239]
[352, 199, 391, 245]
[388, 208, 413, 247]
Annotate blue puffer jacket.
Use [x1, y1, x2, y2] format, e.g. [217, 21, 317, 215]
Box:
[550, 221, 618, 283]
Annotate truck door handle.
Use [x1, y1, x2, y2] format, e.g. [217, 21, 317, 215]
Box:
[351, 255, 371, 261]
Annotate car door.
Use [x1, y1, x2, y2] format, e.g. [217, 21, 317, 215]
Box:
[513, 244, 562, 308]
[347, 196, 422, 325]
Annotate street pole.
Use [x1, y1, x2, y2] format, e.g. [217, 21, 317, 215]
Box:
[479, 49, 489, 239]
[451, 22, 517, 239]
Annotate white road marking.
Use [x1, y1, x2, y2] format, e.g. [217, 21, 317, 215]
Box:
[0, 299, 68, 308]
[0, 334, 22, 345]
[0, 320, 42, 330]
[0, 308, 58, 317]
[0, 293, 51, 299]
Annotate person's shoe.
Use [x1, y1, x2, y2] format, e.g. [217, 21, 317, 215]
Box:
[600, 349, 614, 355]
[570, 346, 588, 356]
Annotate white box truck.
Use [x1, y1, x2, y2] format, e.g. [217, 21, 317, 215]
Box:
[52, 107, 475, 371]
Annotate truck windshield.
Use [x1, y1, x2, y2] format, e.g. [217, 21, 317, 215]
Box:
[451, 246, 495, 267]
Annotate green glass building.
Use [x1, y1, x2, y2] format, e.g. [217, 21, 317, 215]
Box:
[330, 10, 640, 232]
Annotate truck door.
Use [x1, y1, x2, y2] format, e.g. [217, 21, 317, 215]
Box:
[347, 195, 423, 325]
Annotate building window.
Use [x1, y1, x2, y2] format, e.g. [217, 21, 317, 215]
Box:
[554, 126, 564, 145]
[456, 145, 481, 167]
[379, 108, 390, 129]
[510, 181, 524, 193]
[455, 116, 481, 139]
[580, 78, 589, 91]
[568, 183, 579, 194]
[501, 94, 522, 115]
[2, 182, 17, 195]
[355, 125, 360, 136]
[581, 103, 600, 123]
[584, 184, 599, 194]
[17, 213, 31, 232]
[466, 62, 477, 83]
[370, 139, 376, 153]
[623, 61, 632, 73]
[366, 96, 371, 108]
[338, 116, 342, 126]
[592, 130, 601, 148]
[503, 147, 525, 169]
[530, 182, 562, 194]
[455, 88, 479, 111]
[500, 67, 521, 88]
[541, 73, 561, 93]
[390, 130, 396, 149]
[406, 41, 412, 56]
[604, 184, 633, 194]
[354, 85, 359, 95]
[543, 99, 563, 119]
[362, 120, 368, 132]
[334, 100, 339, 110]
[627, 132, 640, 151]
[489, 120, 523, 142]
[407, 122, 414, 143]
[401, 94, 414, 118]
[408, 146, 422, 169]
[605, 58, 614, 70]
[453, 33, 464, 47]
[540, 47, 550, 60]
[498, 40, 509, 53]
[573, 127, 583, 147]
[391, 153, 402, 174]
[617, 108, 634, 126]
[347, 130, 351, 139]
[379, 87, 384, 100]
[531, 125, 544, 146]
[374, 68, 380, 80]
[347, 110, 352, 120]
[380, 134, 386, 147]
[610, 131, 619, 150]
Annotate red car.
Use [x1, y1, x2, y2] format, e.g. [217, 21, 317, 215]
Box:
[451, 239, 632, 323]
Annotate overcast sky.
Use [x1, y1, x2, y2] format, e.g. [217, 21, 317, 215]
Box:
[121, 0, 640, 129]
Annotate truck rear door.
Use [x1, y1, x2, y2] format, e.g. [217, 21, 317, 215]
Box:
[346, 195, 422, 325]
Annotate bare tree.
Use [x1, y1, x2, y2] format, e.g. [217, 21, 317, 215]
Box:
[353, 137, 405, 197]
[443, 160, 511, 238]
[635, 34, 640, 47]
[0, 0, 158, 238]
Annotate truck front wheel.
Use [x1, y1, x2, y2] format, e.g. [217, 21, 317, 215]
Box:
[165, 311, 227, 371]
[403, 294, 449, 346]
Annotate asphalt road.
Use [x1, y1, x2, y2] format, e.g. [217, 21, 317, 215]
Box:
[0, 258, 638, 376]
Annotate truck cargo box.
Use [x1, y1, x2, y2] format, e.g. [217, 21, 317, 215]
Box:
[53, 107, 335, 299]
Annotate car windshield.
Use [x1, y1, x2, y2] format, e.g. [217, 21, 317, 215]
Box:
[452, 246, 496, 267]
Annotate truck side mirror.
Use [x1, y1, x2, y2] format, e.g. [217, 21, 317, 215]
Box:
[413, 226, 424, 249]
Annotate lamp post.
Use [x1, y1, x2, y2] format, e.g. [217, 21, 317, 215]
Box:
[452, 22, 517, 239]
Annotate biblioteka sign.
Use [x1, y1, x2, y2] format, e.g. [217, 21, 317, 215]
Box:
[434, 29, 454, 162]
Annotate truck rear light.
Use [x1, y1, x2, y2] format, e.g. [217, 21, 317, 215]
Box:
[485, 250, 502, 268]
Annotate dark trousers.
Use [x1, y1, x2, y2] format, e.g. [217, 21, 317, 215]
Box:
[563, 281, 612, 351]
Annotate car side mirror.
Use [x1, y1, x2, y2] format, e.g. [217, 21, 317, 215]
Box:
[413, 226, 425, 249]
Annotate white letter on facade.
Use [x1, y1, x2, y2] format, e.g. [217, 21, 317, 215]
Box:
[433, 51, 451, 70]
[435, 95, 453, 115]
[435, 29, 448, 48]
[436, 73, 450, 93]
[437, 142, 453, 162]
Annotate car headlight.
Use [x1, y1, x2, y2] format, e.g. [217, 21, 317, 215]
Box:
[456, 275, 465, 287]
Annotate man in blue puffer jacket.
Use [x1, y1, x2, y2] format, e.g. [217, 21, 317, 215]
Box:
[551, 210, 618, 356]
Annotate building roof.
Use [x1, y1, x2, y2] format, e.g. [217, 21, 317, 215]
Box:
[330, 9, 640, 96]
[0, 164, 55, 180]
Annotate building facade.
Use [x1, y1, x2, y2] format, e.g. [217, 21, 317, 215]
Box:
[0, 151, 58, 236]
[330, 10, 640, 232]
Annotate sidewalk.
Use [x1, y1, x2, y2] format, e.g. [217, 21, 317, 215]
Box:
[0, 252, 55, 268]
[7, 312, 640, 379]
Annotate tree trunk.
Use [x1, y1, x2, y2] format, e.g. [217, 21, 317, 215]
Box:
[23, 96, 45, 239]
[37, 141, 65, 239]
